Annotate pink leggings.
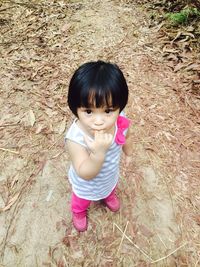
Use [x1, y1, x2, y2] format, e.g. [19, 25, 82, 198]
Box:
[71, 188, 116, 213]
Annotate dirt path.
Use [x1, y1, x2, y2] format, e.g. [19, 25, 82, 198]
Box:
[0, 0, 199, 266]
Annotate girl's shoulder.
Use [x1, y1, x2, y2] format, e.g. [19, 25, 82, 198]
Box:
[120, 110, 126, 117]
[119, 110, 130, 120]
[65, 119, 87, 147]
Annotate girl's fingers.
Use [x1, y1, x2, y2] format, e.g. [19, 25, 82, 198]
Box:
[90, 131, 113, 151]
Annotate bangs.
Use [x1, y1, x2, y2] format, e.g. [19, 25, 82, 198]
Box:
[80, 88, 118, 108]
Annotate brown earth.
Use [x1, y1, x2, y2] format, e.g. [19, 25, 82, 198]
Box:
[0, 0, 199, 266]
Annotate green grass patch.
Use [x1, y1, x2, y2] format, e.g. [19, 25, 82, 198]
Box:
[165, 7, 200, 25]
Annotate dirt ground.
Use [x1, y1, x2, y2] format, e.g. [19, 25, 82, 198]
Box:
[0, 0, 199, 266]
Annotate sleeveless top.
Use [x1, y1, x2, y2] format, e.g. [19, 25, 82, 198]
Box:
[65, 113, 130, 201]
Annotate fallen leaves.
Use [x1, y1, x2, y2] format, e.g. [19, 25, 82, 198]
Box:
[147, 1, 200, 108]
[0, 192, 20, 212]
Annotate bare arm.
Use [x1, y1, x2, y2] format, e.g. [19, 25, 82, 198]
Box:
[122, 128, 132, 156]
[67, 131, 113, 180]
[122, 128, 133, 165]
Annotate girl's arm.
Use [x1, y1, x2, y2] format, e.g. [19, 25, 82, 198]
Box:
[122, 128, 132, 155]
[122, 128, 133, 165]
[67, 131, 113, 180]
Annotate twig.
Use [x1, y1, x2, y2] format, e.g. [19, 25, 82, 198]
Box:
[113, 223, 153, 261]
[157, 233, 168, 249]
[184, 94, 199, 119]
[63, 255, 69, 267]
[150, 242, 188, 264]
[114, 223, 188, 264]
[194, 256, 200, 267]
[0, 123, 19, 127]
[0, 148, 19, 154]
[48, 134, 63, 150]
[50, 150, 65, 159]
[0, 6, 17, 12]
[117, 221, 129, 254]
[7, 0, 38, 9]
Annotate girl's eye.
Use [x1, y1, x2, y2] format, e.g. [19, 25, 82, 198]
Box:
[105, 108, 113, 114]
[85, 109, 92, 114]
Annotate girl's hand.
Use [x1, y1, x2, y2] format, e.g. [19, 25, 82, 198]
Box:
[84, 130, 113, 156]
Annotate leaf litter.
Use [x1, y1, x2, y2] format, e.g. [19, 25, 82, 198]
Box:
[0, 0, 199, 266]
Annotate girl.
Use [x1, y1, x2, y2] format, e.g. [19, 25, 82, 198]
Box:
[66, 60, 132, 231]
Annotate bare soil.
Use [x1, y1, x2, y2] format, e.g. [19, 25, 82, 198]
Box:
[0, 0, 199, 266]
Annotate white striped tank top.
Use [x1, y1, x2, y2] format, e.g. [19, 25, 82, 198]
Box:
[65, 114, 127, 201]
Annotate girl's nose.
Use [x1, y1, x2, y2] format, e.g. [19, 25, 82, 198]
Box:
[94, 115, 104, 125]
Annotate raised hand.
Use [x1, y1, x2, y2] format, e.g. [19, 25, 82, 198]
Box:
[84, 130, 113, 156]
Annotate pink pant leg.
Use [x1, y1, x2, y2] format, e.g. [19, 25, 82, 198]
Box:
[104, 187, 116, 201]
[71, 192, 91, 213]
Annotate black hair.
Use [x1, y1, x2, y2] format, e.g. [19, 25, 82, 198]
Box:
[67, 60, 128, 117]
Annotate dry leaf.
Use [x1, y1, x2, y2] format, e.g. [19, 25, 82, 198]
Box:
[186, 26, 195, 32]
[11, 173, 19, 189]
[35, 124, 44, 134]
[185, 63, 200, 71]
[138, 224, 154, 238]
[171, 31, 182, 43]
[58, 119, 66, 134]
[162, 131, 175, 141]
[61, 23, 71, 33]
[1, 193, 20, 212]
[182, 32, 195, 38]
[194, 215, 200, 226]
[174, 62, 187, 72]
[28, 110, 36, 127]
[163, 47, 179, 54]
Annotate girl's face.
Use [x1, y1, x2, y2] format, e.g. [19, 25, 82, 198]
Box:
[77, 106, 120, 136]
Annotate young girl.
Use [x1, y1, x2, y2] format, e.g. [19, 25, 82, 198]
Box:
[66, 60, 132, 231]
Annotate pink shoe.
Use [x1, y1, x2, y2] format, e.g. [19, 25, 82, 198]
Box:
[72, 211, 87, 232]
[103, 194, 120, 212]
